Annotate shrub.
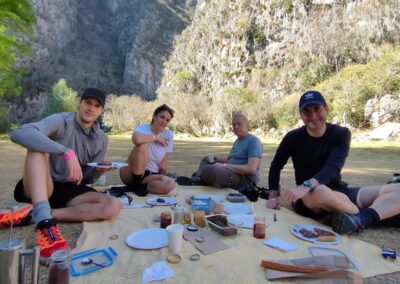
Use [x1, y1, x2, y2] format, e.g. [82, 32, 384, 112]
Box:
[317, 46, 400, 127]
[171, 70, 199, 93]
[272, 94, 299, 128]
[0, 106, 10, 133]
[44, 79, 78, 116]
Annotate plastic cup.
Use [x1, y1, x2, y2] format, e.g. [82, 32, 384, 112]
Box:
[207, 153, 214, 164]
[166, 224, 184, 254]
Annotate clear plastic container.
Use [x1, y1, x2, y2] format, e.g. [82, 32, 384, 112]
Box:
[203, 214, 240, 237]
[226, 193, 246, 203]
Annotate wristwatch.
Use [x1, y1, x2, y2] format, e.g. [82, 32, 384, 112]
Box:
[303, 180, 315, 192]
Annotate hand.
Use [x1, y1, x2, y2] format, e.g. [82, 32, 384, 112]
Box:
[282, 185, 309, 203]
[265, 197, 280, 210]
[66, 155, 83, 185]
[155, 136, 168, 146]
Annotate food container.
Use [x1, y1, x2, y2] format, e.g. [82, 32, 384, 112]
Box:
[226, 193, 246, 203]
[203, 214, 240, 237]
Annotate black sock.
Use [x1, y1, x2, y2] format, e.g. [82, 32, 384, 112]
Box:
[131, 174, 143, 187]
[358, 208, 380, 226]
[129, 174, 148, 197]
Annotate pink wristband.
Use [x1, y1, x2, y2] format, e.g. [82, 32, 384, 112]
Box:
[63, 150, 75, 161]
[223, 163, 228, 168]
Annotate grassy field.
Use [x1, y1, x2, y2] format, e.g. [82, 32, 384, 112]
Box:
[0, 136, 399, 283]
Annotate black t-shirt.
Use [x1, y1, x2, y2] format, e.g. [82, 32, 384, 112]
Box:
[268, 123, 351, 192]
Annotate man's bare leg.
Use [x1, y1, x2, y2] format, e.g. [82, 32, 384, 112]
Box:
[52, 192, 121, 221]
[301, 185, 359, 214]
[142, 175, 176, 194]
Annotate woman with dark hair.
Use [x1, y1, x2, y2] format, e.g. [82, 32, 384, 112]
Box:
[120, 104, 176, 196]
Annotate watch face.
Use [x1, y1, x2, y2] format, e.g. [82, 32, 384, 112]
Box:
[303, 180, 312, 188]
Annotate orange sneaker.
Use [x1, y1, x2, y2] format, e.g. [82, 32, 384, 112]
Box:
[35, 218, 69, 261]
[0, 204, 33, 229]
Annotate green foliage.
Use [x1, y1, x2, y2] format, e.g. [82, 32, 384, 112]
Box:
[0, 0, 36, 97]
[272, 94, 299, 128]
[254, 29, 266, 46]
[171, 70, 199, 93]
[44, 79, 78, 116]
[296, 59, 332, 88]
[271, 0, 294, 13]
[0, 105, 10, 133]
[317, 46, 400, 127]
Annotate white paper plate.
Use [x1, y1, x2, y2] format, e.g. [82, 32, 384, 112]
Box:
[291, 224, 342, 245]
[87, 162, 128, 169]
[223, 203, 251, 215]
[196, 195, 224, 203]
[146, 197, 177, 206]
[227, 213, 255, 229]
[125, 228, 168, 249]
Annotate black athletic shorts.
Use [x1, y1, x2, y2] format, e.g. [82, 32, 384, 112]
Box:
[292, 182, 360, 218]
[122, 170, 158, 196]
[14, 179, 97, 209]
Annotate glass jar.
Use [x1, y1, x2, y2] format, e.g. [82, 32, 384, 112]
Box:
[194, 211, 205, 227]
[183, 208, 191, 224]
[253, 217, 266, 239]
[173, 207, 184, 224]
[48, 249, 70, 284]
[160, 212, 172, 229]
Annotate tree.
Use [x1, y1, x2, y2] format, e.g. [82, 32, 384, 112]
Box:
[0, 0, 36, 97]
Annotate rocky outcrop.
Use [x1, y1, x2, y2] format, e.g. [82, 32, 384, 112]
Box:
[158, 0, 400, 101]
[11, 0, 194, 122]
[365, 94, 400, 127]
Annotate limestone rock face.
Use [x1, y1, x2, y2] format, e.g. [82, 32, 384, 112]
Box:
[12, 0, 193, 122]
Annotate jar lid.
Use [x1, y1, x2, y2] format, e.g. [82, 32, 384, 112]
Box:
[187, 224, 198, 231]
[167, 254, 181, 264]
[190, 254, 200, 261]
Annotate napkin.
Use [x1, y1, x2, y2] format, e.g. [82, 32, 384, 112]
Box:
[263, 237, 298, 252]
[142, 261, 174, 283]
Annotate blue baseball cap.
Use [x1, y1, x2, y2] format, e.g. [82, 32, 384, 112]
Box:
[299, 91, 326, 111]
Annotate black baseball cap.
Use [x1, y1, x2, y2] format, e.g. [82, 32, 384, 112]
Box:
[81, 88, 107, 107]
[299, 90, 326, 111]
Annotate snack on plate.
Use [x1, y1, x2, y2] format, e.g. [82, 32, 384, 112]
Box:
[98, 161, 112, 166]
[316, 235, 337, 242]
[156, 198, 165, 203]
[314, 228, 336, 237]
[299, 228, 318, 238]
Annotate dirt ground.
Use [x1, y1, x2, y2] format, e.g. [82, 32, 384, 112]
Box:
[0, 137, 399, 283]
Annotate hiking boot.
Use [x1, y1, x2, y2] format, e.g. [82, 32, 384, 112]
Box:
[331, 212, 364, 235]
[35, 218, 69, 261]
[0, 204, 33, 229]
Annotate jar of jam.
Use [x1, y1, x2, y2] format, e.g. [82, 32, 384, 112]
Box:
[253, 217, 266, 239]
[48, 249, 70, 284]
[194, 211, 205, 227]
[160, 212, 172, 229]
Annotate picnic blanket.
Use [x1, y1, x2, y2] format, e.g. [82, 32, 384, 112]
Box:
[71, 185, 400, 283]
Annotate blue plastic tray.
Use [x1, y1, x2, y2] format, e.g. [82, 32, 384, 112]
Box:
[70, 247, 118, 277]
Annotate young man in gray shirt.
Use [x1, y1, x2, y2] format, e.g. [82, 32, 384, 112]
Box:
[3, 88, 121, 261]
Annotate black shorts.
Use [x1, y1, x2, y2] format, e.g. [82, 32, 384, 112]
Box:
[14, 179, 97, 209]
[292, 183, 360, 218]
[122, 170, 158, 196]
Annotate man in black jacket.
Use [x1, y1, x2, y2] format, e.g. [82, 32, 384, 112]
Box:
[266, 90, 400, 234]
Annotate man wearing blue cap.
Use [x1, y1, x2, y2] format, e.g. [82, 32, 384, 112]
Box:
[266, 90, 400, 234]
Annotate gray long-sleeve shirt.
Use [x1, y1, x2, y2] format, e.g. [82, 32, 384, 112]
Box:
[11, 112, 108, 184]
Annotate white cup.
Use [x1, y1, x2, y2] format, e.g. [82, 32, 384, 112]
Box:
[207, 153, 214, 164]
[166, 224, 184, 254]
